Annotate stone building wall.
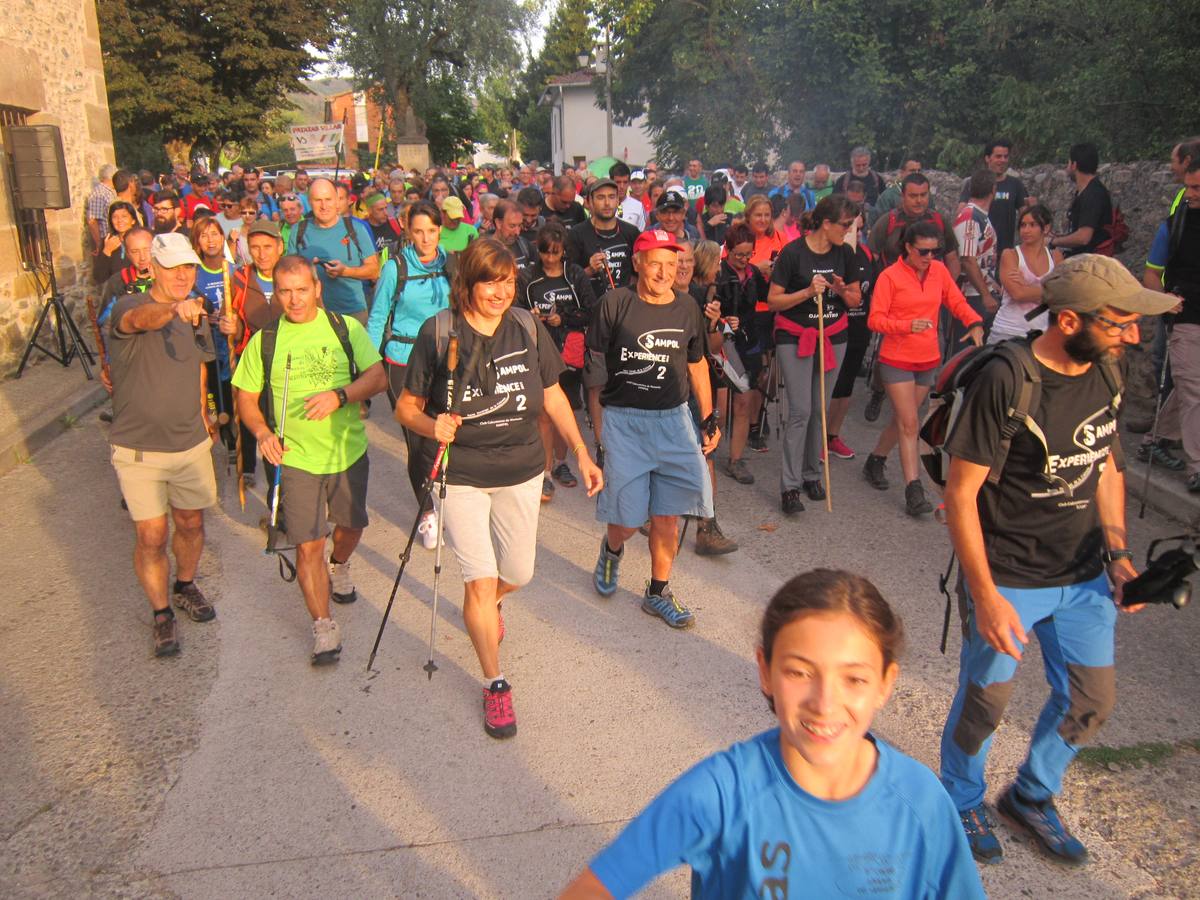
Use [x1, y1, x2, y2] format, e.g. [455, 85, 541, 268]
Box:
[0, 0, 114, 376]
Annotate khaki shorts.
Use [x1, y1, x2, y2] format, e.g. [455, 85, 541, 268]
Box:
[111, 439, 218, 521]
[279, 452, 370, 545]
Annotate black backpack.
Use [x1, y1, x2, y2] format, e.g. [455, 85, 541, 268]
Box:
[918, 337, 1122, 494]
[259, 309, 359, 432]
[379, 252, 458, 355]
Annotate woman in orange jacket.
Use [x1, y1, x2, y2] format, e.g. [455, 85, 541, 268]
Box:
[862, 220, 983, 516]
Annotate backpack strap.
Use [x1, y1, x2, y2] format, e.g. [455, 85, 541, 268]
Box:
[260, 319, 281, 433]
[434, 306, 537, 360]
[342, 216, 365, 260]
[988, 340, 1042, 486]
[324, 309, 359, 380]
[294, 218, 307, 252]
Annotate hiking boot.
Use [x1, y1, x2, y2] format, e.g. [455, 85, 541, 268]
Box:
[153, 610, 180, 657]
[99, 409, 113, 423]
[905, 480, 933, 516]
[997, 785, 1088, 865]
[417, 509, 438, 550]
[695, 517, 738, 556]
[725, 458, 755, 484]
[959, 803, 1003, 864]
[593, 538, 622, 597]
[803, 479, 826, 502]
[541, 474, 555, 503]
[1137, 439, 1185, 471]
[863, 454, 890, 490]
[781, 488, 805, 515]
[483, 678, 517, 739]
[864, 389, 885, 422]
[329, 559, 357, 604]
[827, 435, 856, 460]
[173, 582, 216, 622]
[641, 584, 694, 629]
[311, 617, 342, 665]
[552, 461, 577, 487]
[1188, 472, 1200, 493]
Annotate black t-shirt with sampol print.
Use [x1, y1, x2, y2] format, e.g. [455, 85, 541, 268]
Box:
[566, 218, 640, 300]
[945, 354, 1123, 588]
[586, 286, 705, 409]
[405, 310, 564, 488]
[770, 238, 858, 343]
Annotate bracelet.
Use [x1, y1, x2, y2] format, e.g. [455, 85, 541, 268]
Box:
[571, 442, 587, 456]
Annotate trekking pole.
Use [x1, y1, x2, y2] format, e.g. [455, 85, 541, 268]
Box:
[222, 264, 246, 509]
[424, 446, 452, 680]
[268, 353, 292, 531]
[1139, 332, 1173, 520]
[367, 333, 460, 673]
[816, 289, 833, 512]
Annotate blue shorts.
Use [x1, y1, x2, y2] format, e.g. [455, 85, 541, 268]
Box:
[596, 404, 714, 527]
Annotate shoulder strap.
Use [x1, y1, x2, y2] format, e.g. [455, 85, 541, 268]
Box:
[434, 306, 538, 361]
[294, 218, 307, 251]
[507, 306, 539, 347]
[986, 340, 1042, 486]
[260, 318, 282, 432]
[343, 216, 365, 258]
[324, 309, 359, 379]
[886, 209, 900, 235]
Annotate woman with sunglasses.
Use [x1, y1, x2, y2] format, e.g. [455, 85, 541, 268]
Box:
[767, 195, 862, 515]
[862, 220, 983, 516]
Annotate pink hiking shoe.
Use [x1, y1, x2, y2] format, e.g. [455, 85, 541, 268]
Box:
[483, 679, 517, 739]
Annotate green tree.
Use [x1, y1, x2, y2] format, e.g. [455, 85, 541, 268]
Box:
[414, 70, 484, 163]
[336, 0, 531, 164]
[99, 0, 338, 166]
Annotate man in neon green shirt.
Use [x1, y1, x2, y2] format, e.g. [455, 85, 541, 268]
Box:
[234, 256, 387, 665]
[439, 195, 478, 253]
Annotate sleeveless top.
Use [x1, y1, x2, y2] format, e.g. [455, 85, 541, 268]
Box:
[991, 244, 1054, 340]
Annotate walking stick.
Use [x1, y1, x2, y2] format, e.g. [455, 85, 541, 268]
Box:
[1139, 332, 1173, 520]
[816, 289, 833, 512]
[85, 296, 111, 388]
[367, 333, 460, 673]
[222, 264, 246, 509]
[424, 444, 452, 680]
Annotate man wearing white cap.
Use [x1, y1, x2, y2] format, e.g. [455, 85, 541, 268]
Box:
[618, 168, 648, 231]
[107, 232, 219, 658]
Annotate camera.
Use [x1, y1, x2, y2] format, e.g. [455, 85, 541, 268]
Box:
[1119, 534, 1196, 609]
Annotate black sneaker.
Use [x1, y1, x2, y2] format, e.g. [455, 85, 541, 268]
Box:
[863, 454, 890, 490]
[905, 480, 933, 516]
[803, 479, 826, 501]
[748, 432, 769, 452]
[1136, 439, 1185, 471]
[781, 489, 805, 515]
[864, 389, 885, 422]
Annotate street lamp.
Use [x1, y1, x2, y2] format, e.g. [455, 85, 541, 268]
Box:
[578, 30, 614, 158]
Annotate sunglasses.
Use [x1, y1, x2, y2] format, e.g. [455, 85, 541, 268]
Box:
[913, 247, 937, 257]
[730, 251, 752, 261]
[279, 194, 299, 202]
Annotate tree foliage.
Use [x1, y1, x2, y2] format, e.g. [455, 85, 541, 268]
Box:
[98, 0, 337, 165]
[414, 70, 485, 163]
[336, 0, 531, 163]
[604, 0, 1200, 169]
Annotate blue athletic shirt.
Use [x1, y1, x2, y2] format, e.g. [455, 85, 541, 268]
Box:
[590, 728, 984, 900]
[286, 217, 376, 315]
[194, 261, 234, 380]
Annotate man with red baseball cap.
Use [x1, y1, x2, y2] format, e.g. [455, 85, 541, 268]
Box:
[585, 229, 721, 629]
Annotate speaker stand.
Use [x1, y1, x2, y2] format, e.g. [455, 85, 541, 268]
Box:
[15, 237, 95, 380]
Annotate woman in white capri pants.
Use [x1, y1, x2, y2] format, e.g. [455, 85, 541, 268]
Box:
[397, 237, 603, 739]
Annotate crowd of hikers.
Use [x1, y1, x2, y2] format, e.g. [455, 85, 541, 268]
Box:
[86, 134, 1200, 896]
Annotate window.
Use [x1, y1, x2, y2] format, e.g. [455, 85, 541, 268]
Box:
[1, 106, 48, 271]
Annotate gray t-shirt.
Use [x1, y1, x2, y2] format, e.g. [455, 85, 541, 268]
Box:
[109, 293, 215, 452]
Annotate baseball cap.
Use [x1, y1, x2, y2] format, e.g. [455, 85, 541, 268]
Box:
[1026, 254, 1180, 321]
[589, 178, 619, 196]
[630, 169, 647, 181]
[633, 229, 684, 254]
[151, 232, 202, 267]
[655, 187, 688, 210]
[247, 219, 281, 240]
[442, 196, 465, 219]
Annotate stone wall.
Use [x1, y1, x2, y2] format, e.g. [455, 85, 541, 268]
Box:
[0, 0, 114, 377]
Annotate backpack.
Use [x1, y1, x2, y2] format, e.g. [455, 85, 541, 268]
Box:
[293, 215, 365, 261]
[918, 337, 1122, 494]
[431, 306, 537, 361]
[259, 309, 359, 432]
[1093, 204, 1129, 257]
[885, 209, 944, 239]
[378, 252, 457, 355]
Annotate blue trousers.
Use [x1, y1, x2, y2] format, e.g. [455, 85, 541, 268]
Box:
[939, 572, 1117, 811]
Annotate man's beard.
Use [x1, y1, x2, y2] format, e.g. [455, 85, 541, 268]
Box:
[1064, 325, 1116, 364]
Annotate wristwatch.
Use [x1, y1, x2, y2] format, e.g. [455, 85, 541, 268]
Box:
[1102, 548, 1134, 564]
[335, 388, 348, 408]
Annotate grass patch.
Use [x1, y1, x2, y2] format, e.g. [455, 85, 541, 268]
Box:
[1077, 741, 1181, 768]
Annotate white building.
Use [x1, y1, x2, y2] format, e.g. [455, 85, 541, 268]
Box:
[539, 70, 657, 173]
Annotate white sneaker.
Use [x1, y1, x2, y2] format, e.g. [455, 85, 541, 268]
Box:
[329, 559, 357, 604]
[417, 510, 438, 551]
[311, 617, 341, 665]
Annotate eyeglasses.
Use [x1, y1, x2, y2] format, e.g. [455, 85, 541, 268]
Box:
[279, 194, 299, 202]
[730, 251, 752, 261]
[833, 219, 856, 229]
[913, 247, 937, 257]
[153, 205, 176, 213]
[1088, 312, 1140, 335]
[221, 202, 236, 208]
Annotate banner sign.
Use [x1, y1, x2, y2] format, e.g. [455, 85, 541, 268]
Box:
[289, 124, 344, 161]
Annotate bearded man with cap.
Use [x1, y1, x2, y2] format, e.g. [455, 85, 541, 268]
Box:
[107, 232, 220, 658]
[587, 229, 721, 629]
[936, 254, 1179, 867]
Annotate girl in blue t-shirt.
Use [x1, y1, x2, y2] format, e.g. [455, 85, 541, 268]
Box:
[561, 569, 985, 900]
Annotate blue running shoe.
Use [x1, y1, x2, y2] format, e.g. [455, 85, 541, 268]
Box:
[959, 803, 1003, 864]
[641, 584, 694, 629]
[593, 538, 622, 597]
[998, 785, 1088, 865]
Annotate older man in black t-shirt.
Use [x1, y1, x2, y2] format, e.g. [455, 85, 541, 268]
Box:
[108, 233, 219, 658]
[938, 255, 1176, 867]
[586, 229, 720, 629]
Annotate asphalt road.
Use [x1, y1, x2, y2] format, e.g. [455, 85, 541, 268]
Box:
[2, 398, 1197, 899]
